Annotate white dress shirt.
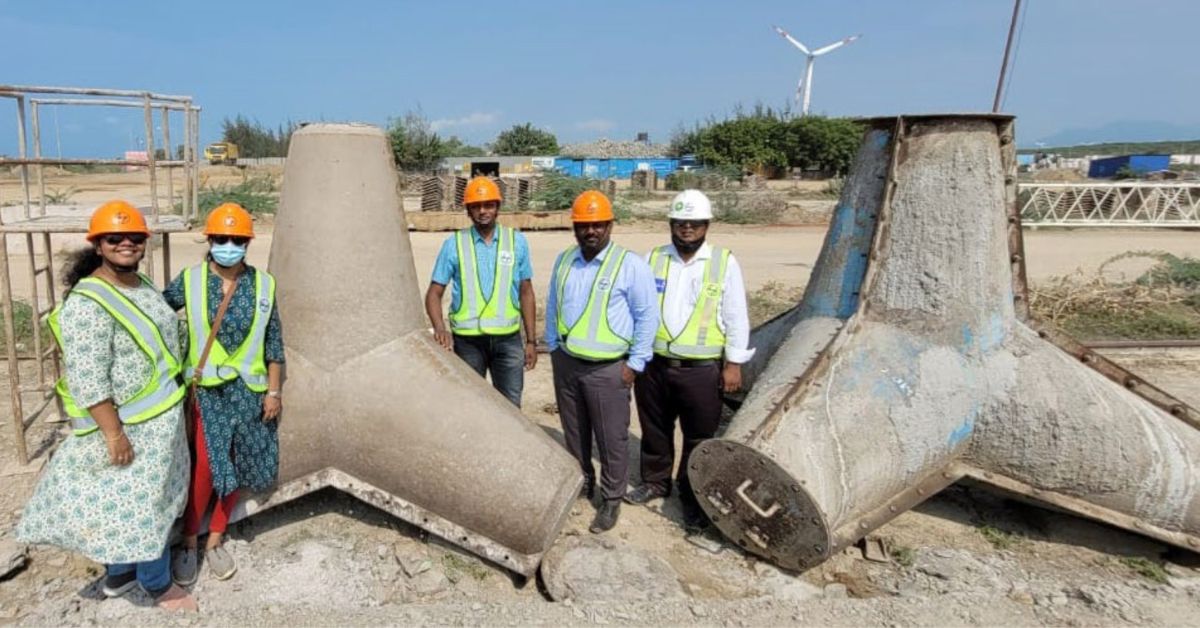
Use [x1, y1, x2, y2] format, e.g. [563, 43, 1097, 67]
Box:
[648, 242, 756, 364]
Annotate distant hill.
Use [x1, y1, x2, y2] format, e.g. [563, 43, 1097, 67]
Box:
[1017, 139, 1200, 158]
[1026, 119, 1200, 148]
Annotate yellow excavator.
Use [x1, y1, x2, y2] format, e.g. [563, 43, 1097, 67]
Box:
[204, 142, 239, 165]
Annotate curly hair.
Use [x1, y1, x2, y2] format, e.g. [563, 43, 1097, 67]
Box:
[61, 246, 102, 295]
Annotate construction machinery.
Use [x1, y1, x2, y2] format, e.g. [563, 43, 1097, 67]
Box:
[204, 141, 239, 165]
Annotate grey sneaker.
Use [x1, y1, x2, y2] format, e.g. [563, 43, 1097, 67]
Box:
[171, 547, 198, 586]
[206, 545, 237, 580]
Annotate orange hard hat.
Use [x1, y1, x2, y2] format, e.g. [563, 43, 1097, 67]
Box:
[570, 190, 614, 222]
[463, 176, 502, 206]
[204, 203, 255, 239]
[87, 200, 151, 241]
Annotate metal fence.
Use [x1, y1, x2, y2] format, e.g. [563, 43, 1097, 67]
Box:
[0, 84, 199, 467]
[1019, 182, 1200, 227]
[236, 157, 286, 167]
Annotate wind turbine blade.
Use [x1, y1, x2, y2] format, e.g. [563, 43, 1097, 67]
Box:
[772, 25, 811, 55]
[812, 34, 861, 56]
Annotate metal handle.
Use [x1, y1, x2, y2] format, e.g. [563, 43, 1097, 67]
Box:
[736, 479, 780, 518]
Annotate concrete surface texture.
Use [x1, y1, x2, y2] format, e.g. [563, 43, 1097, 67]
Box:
[236, 123, 583, 575]
[691, 115, 1200, 573]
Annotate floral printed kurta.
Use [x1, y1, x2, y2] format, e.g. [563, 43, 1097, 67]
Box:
[17, 280, 189, 564]
[164, 263, 284, 497]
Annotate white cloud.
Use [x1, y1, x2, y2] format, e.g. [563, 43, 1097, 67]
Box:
[574, 119, 616, 132]
[430, 111, 499, 132]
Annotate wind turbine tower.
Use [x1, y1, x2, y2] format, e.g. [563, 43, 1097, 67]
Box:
[772, 25, 860, 116]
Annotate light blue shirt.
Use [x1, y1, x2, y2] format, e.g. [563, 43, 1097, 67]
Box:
[431, 226, 533, 313]
[544, 242, 658, 372]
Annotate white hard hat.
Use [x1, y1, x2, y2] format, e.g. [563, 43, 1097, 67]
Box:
[668, 189, 713, 220]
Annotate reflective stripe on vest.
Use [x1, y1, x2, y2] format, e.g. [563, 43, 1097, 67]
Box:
[183, 263, 275, 391]
[651, 245, 730, 359]
[449, 226, 521, 336]
[554, 244, 631, 360]
[48, 276, 185, 436]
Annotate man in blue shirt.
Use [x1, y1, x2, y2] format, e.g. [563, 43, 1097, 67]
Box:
[545, 190, 658, 533]
[425, 177, 536, 407]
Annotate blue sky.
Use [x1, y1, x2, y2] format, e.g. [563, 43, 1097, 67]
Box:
[2, 0, 1198, 157]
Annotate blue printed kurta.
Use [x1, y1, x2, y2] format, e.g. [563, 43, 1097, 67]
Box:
[165, 263, 284, 497]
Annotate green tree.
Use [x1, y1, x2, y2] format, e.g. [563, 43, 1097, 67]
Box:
[387, 110, 445, 171]
[776, 116, 863, 175]
[693, 114, 787, 173]
[442, 136, 487, 158]
[220, 115, 296, 158]
[493, 123, 558, 156]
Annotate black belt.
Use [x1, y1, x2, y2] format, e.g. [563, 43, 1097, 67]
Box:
[661, 358, 718, 368]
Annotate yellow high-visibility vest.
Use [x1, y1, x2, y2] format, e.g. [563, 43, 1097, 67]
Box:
[649, 245, 730, 359]
[449, 226, 521, 336]
[48, 275, 185, 436]
[183, 263, 275, 392]
[554, 244, 631, 360]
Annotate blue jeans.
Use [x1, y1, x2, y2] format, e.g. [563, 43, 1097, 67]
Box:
[453, 332, 525, 407]
[107, 546, 171, 596]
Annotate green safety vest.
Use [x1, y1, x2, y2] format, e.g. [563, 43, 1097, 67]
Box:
[650, 245, 730, 359]
[449, 226, 521, 336]
[183, 263, 275, 392]
[554, 244, 632, 360]
[48, 275, 186, 437]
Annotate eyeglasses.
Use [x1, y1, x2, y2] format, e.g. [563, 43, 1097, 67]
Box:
[670, 220, 709, 230]
[102, 233, 148, 246]
[210, 236, 249, 246]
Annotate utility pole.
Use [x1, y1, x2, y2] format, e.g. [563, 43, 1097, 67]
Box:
[992, 0, 1023, 112]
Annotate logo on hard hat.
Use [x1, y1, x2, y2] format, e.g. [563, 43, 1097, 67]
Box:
[673, 201, 684, 211]
[224, 216, 237, 227]
[114, 211, 130, 224]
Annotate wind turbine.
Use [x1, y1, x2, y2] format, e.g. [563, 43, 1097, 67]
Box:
[772, 25, 860, 116]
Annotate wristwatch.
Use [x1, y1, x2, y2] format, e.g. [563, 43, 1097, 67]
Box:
[267, 390, 282, 399]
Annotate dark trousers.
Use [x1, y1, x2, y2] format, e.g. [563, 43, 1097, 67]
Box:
[551, 350, 631, 501]
[453, 332, 524, 407]
[633, 358, 721, 505]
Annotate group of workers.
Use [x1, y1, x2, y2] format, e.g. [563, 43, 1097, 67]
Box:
[426, 177, 753, 534]
[13, 175, 754, 610]
[17, 200, 283, 612]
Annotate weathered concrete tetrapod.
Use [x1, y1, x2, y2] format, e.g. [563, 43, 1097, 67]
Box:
[691, 114, 1200, 571]
[229, 123, 583, 575]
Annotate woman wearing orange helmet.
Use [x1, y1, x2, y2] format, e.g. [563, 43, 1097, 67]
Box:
[163, 202, 284, 584]
[17, 201, 198, 611]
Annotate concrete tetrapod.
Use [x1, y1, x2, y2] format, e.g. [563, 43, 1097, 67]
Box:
[227, 123, 583, 576]
[690, 114, 1200, 572]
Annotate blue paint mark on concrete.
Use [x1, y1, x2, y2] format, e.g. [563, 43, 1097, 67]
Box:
[948, 403, 979, 447]
[872, 130, 891, 149]
[960, 313, 1008, 355]
[947, 419, 974, 447]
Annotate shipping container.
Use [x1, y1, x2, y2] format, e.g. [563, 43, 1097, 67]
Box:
[1087, 154, 1170, 178]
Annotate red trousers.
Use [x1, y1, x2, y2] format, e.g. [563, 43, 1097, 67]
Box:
[183, 406, 239, 536]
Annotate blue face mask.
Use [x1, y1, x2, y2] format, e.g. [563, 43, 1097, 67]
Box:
[210, 242, 247, 267]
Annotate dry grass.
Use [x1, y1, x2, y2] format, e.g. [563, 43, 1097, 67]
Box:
[1030, 252, 1200, 341]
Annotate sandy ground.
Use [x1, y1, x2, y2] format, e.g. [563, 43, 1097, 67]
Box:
[2, 168, 1200, 625]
